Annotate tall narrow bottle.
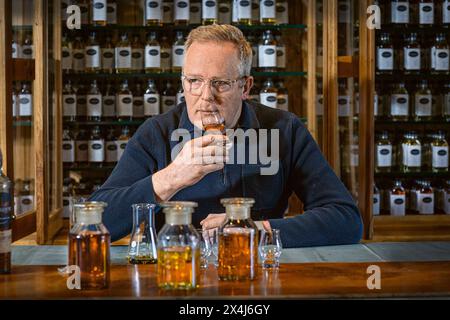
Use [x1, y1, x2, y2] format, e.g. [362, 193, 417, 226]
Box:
[161, 81, 176, 113]
[431, 131, 449, 172]
[258, 30, 277, 71]
[237, 0, 252, 25]
[375, 131, 393, 173]
[260, 78, 278, 108]
[101, 34, 115, 74]
[63, 81, 77, 122]
[133, 83, 145, 120]
[400, 131, 422, 173]
[131, 34, 144, 73]
[431, 33, 450, 73]
[403, 33, 421, 74]
[18, 82, 33, 122]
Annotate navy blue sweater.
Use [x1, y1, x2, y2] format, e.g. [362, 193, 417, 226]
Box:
[90, 101, 363, 248]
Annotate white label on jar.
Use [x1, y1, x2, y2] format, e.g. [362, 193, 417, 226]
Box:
[176, 92, 185, 105]
[260, 93, 277, 108]
[87, 94, 102, 116]
[434, 49, 450, 71]
[418, 193, 434, 214]
[85, 45, 101, 68]
[62, 47, 72, 70]
[419, 3, 434, 24]
[77, 95, 87, 116]
[19, 94, 32, 116]
[131, 48, 144, 70]
[338, 0, 351, 23]
[432, 146, 449, 168]
[172, 45, 184, 67]
[92, 0, 107, 21]
[404, 48, 421, 70]
[402, 144, 421, 167]
[105, 141, 118, 163]
[89, 140, 105, 162]
[219, 1, 231, 24]
[258, 45, 277, 67]
[445, 191, 450, 214]
[20, 195, 34, 214]
[107, 2, 117, 23]
[376, 145, 392, 167]
[145, 45, 161, 68]
[146, 0, 163, 21]
[276, 45, 286, 69]
[175, 0, 190, 21]
[62, 140, 75, 162]
[276, 1, 288, 24]
[415, 94, 432, 116]
[115, 47, 132, 69]
[133, 97, 145, 118]
[316, 94, 324, 116]
[162, 2, 173, 23]
[12, 43, 20, 58]
[161, 96, 176, 113]
[251, 45, 258, 68]
[75, 140, 88, 162]
[377, 48, 394, 70]
[391, 1, 409, 24]
[117, 94, 133, 116]
[101, 48, 115, 70]
[161, 48, 171, 69]
[202, 0, 218, 20]
[390, 194, 405, 216]
[260, 0, 276, 19]
[0, 230, 12, 254]
[63, 94, 77, 117]
[144, 93, 160, 116]
[238, 0, 252, 20]
[373, 193, 380, 216]
[116, 140, 128, 161]
[338, 95, 351, 117]
[444, 0, 450, 23]
[390, 94, 409, 116]
[190, 1, 201, 23]
[277, 94, 288, 111]
[103, 95, 116, 117]
[21, 45, 33, 59]
[72, 49, 85, 71]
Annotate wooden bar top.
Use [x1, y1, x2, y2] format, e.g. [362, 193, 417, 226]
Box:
[1, 261, 450, 299]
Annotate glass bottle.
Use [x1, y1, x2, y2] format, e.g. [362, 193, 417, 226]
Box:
[400, 131, 422, 172]
[116, 126, 131, 162]
[375, 131, 393, 173]
[260, 78, 278, 109]
[389, 180, 406, 216]
[103, 81, 116, 120]
[91, 0, 107, 26]
[128, 203, 158, 264]
[105, 127, 118, 166]
[133, 82, 145, 120]
[0, 150, 14, 274]
[69, 202, 110, 289]
[373, 183, 380, 216]
[76, 83, 87, 122]
[131, 34, 144, 73]
[88, 125, 105, 167]
[443, 0, 450, 26]
[237, 0, 252, 25]
[218, 0, 231, 24]
[418, 0, 435, 26]
[62, 33, 72, 74]
[251, 0, 260, 25]
[190, 0, 202, 24]
[202, 0, 218, 25]
[258, 30, 277, 71]
[63, 81, 77, 122]
[431, 131, 449, 172]
[443, 83, 450, 121]
[431, 33, 450, 73]
[247, 33, 258, 70]
[117, 80, 133, 121]
[391, 0, 410, 25]
[260, 0, 276, 25]
[62, 128, 76, 168]
[218, 198, 259, 281]
[172, 31, 185, 73]
[417, 180, 434, 214]
[77, 0, 90, 25]
[161, 81, 176, 113]
[107, 0, 117, 25]
[160, 35, 172, 72]
[276, 80, 288, 111]
[115, 33, 132, 74]
[389, 82, 410, 121]
[101, 34, 115, 74]
[145, 31, 161, 73]
[21, 32, 33, 59]
[414, 80, 432, 121]
[403, 33, 421, 74]
[145, 0, 163, 26]
[18, 82, 33, 121]
[86, 80, 103, 122]
[157, 201, 200, 290]
[144, 79, 160, 117]
[276, 0, 288, 24]
[162, 1, 174, 25]
[174, 0, 190, 25]
[275, 33, 286, 70]
[75, 128, 89, 167]
[72, 36, 85, 74]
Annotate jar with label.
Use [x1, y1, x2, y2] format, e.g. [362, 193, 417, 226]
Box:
[107, 0, 117, 24]
[375, 131, 393, 173]
[131, 34, 144, 73]
[338, 0, 351, 24]
[260, 78, 278, 108]
[237, 0, 252, 25]
[161, 81, 176, 113]
[172, 31, 185, 73]
[377, 33, 395, 73]
[162, 1, 174, 24]
[373, 183, 380, 216]
[400, 131, 422, 172]
[117, 80, 133, 121]
[103, 82, 116, 120]
[21, 32, 33, 59]
[389, 179, 406, 216]
[251, 0, 260, 25]
[391, 0, 410, 24]
[72, 36, 85, 74]
[115, 33, 132, 73]
[87, 80, 103, 122]
[443, 83, 450, 121]
[160, 35, 172, 72]
[443, 0, 450, 25]
[403, 33, 421, 73]
[418, 180, 435, 214]
[174, 0, 190, 25]
[116, 126, 131, 162]
[145, 32, 161, 73]
[75, 128, 89, 167]
[389, 82, 410, 121]
[62, 128, 76, 168]
[413, 80, 433, 121]
[133, 83, 145, 120]
[88, 126, 105, 167]
[431, 131, 449, 172]
[258, 30, 277, 71]
[79, 0, 89, 25]
[144, 79, 160, 116]
[19, 179, 34, 214]
[18, 82, 33, 121]
[276, 0, 288, 24]
[408, 179, 420, 214]
[418, 0, 434, 26]
[431, 33, 450, 73]
[191, 0, 202, 24]
[276, 80, 288, 111]
[63, 81, 77, 122]
[62, 33, 72, 74]
[275, 33, 286, 70]
[338, 80, 351, 118]
[260, 0, 276, 24]
[101, 34, 115, 74]
[145, 0, 163, 26]
[105, 127, 118, 165]
[91, 0, 107, 26]
[202, 0, 218, 25]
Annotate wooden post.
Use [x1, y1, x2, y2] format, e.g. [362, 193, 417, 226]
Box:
[306, 0, 317, 141]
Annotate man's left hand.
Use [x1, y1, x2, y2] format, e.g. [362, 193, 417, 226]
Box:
[200, 213, 226, 230]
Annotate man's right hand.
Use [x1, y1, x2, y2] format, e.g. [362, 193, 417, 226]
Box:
[152, 134, 229, 202]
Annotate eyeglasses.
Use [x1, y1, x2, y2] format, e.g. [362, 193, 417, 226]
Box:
[181, 74, 245, 96]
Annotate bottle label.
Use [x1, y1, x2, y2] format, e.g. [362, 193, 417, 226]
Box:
[444, 0, 450, 23]
[161, 96, 176, 113]
[277, 94, 288, 111]
[115, 47, 132, 69]
[258, 45, 277, 67]
[418, 193, 434, 215]
[377, 48, 394, 70]
[75, 140, 89, 162]
[376, 145, 392, 167]
[190, 1, 201, 23]
[390, 94, 409, 116]
[219, 1, 231, 24]
[117, 94, 133, 116]
[0, 230, 12, 254]
[276, 45, 286, 69]
[62, 47, 72, 70]
[146, 0, 162, 21]
[87, 94, 102, 116]
[21, 45, 33, 59]
[202, 0, 218, 20]
[391, 2, 409, 24]
[390, 194, 405, 216]
[107, 2, 117, 24]
[260, 0, 276, 19]
[238, 0, 252, 20]
[162, 2, 173, 23]
[433, 49, 450, 71]
[176, 92, 185, 105]
[89, 140, 105, 162]
[144, 93, 160, 116]
[63, 94, 77, 117]
[276, 1, 289, 24]
[338, 95, 351, 117]
[175, 0, 190, 21]
[160, 48, 171, 69]
[20, 195, 34, 213]
[105, 141, 118, 163]
[116, 140, 128, 161]
[62, 140, 75, 162]
[338, 0, 351, 24]
[92, 0, 107, 21]
[415, 94, 432, 116]
[419, 3, 434, 24]
[402, 144, 421, 167]
[19, 94, 32, 117]
[432, 146, 449, 168]
[145, 45, 161, 68]
[101, 48, 115, 70]
[133, 97, 145, 118]
[172, 45, 185, 67]
[131, 48, 144, 70]
[404, 48, 421, 70]
[373, 194, 380, 216]
[103, 95, 116, 117]
[260, 92, 277, 108]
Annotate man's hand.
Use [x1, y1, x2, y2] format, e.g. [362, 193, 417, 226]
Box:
[200, 213, 226, 230]
[152, 134, 229, 202]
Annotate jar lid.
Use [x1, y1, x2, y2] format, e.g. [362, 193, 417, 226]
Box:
[220, 198, 255, 206]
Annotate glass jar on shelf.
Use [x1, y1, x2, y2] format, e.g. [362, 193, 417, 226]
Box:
[399, 131, 422, 173]
[375, 131, 393, 173]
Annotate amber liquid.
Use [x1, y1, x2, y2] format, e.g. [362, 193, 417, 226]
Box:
[128, 255, 157, 264]
[218, 230, 258, 281]
[68, 232, 110, 289]
[157, 246, 200, 290]
[204, 123, 225, 133]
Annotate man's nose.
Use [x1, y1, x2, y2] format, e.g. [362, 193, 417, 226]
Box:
[200, 81, 215, 102]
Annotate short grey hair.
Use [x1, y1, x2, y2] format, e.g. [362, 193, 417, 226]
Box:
[185, 24, 253, 77]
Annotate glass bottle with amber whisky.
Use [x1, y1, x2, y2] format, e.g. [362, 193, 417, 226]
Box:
[376, 131, 393, 173]
[101, 34, 115, 74]
[202, 0, 218, 25]
[87, 80, 103, 122]
[218, 198, 259, 281]
[91, 0, 107, 26]
[218, 0, 231, 24]
[418, 0, 435, 26]
[103, 81, 116, 121]
[403, 33, 421, 74]
[260, 0, 276, 24]
[400, 131, 422, 173]
[174, 0, 190, 25]
[417, 180, 435, 215]
[276, 0, 288, 24]
[258, 30, 277, 71]
[145, 0, 163, 26]
[145, 31, 161, 73]
[115, 33, 132, 74]
[191, 0, 202, 24]
[162, 1, 174, 25]
[161, 81, 176, 113]
[157, 201, 200, 290]
[390, 0, 410, 25]
[131, 34, 144, 73]
[431, 130, 449, 172]
[172, 31, 185, 73]
[237, 0, 252, 25]
[63, 81, 77, 122]
[389, 82, 410, 121]
[389, 180, 406, 216]
[276, 80, 288, 111]
[377, 33, 394, 73]
[431, 33, 450, 74]
[160, 35, 172, 72]
[133, 82, 145, 120]
[116, 126, 131, 161]
[107, 0, 117, 25]
[117, 80, 133, 121]
[414, 80, 433, 121]
[275, 33, 286, 70]
[260, 78, 278, 109]
[144, 79, 160, 117]
[72, 36, 85, 74]
[75, 128, 89, 167]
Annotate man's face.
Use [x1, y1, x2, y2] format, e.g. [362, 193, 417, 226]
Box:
[182, 41, 253, 129]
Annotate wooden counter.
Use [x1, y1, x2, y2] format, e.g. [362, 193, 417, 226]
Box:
[1, 262, 450, 299]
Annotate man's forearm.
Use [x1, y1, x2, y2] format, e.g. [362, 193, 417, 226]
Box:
[152, 165, 184, 202]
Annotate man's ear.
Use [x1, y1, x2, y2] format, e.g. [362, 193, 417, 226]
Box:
[241, 76, 254, 100]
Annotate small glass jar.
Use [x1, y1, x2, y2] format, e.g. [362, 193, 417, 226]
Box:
[218, 198, 259, 281]
[68, 201, 110, 289]
[157, 201, 200, 290]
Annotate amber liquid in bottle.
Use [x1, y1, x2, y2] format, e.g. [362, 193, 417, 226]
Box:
[204, 123, 225, 133]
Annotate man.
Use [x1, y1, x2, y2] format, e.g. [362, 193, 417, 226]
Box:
[90, 24, 362, 248]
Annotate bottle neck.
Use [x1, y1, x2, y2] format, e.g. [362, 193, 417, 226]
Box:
[76, 209, 103, 225]
[165, 211, 192, 225]
[225, 206, 251, 220]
